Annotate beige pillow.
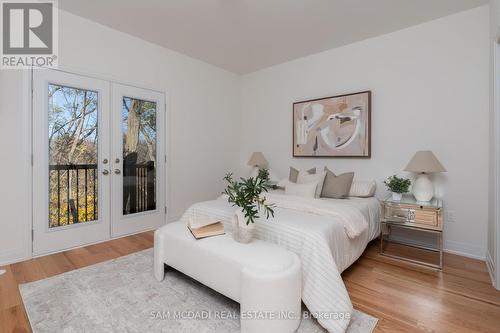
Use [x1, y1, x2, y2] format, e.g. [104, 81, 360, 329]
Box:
[285, 181, 318, 198]
[289, 167, 316, 182]
[297, 170, 326, 198]
[321, 167, 354, 199]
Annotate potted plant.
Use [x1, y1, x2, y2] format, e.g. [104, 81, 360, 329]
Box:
[223, 169, 275, 243]
[383, 175, 411, 201]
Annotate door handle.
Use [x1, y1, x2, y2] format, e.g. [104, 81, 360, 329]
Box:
[114, 169, 121, 174]
[102, 169, 109, 175]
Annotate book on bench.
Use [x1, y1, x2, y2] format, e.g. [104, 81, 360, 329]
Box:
[188, 222, 225, 239]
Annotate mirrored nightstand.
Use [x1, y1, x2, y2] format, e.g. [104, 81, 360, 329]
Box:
[380, 195, 443, 269]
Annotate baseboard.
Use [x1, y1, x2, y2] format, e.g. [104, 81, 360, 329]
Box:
[388, 233, 486, 261]
[486, 251, 496, 288]
[443, 240, 485, 261]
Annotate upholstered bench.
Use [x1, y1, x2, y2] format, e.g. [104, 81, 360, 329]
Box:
[154, 221, 302, 333]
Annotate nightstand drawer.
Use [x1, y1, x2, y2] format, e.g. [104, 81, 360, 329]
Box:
[384, 204, 441, 229]
[385, 205, 412, 222]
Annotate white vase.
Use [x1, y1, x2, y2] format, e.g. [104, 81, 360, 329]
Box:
[392, 192, 403, 201]
[231, 209, 255, 244]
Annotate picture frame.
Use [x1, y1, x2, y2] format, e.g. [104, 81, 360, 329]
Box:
[293, 91, 371, 158]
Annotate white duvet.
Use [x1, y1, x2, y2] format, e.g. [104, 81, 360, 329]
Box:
[265, 193, 369, 238]
[179, 192, 380, 333]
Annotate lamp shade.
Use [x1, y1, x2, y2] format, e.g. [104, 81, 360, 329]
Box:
[404, 151, 446, 173]
[247, 152, 268, 167]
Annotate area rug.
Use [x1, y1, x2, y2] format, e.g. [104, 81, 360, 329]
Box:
[19, 249, 378, 333]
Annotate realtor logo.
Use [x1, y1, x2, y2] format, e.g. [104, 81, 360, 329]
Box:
[1, 0, 58, 68]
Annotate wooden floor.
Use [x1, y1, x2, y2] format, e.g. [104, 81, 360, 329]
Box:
[1, 232, 500, 333]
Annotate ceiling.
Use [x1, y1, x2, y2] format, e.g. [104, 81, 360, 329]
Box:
[59, 0, 488, 74]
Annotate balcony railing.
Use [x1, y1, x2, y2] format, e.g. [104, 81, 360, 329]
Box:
[49, 162, 155, 227]
[123, 161, 156, 215]
[49, 164, 97, 227]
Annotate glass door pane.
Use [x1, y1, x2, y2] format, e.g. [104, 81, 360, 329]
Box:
[48, 84, 99, 227]
[121, 97, 157, 215]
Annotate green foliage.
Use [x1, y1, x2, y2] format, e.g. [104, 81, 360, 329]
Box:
[223, 169, 275, 225]
[49, 170, 98, 227]
[383, 175, 411, 194]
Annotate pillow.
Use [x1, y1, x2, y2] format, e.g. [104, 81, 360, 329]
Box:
[349, 180, 376, 197]
[320, 167, 354, 199]
[285, 181, 318, 198]
[297, 170, 326, 198]
[289, 167, 316, 183]
[276, 178, 288, 189]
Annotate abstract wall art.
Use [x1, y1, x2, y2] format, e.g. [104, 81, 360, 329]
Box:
[293, 91, 371, 158]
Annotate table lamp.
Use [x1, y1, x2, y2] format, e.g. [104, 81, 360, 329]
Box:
[247, 152, 269, 177]
[404, 151, 446, 202]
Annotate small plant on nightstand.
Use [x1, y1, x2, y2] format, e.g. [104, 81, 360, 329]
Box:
[384, 175, 411, 201]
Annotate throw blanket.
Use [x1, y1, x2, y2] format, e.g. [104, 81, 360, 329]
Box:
[179, 195, 370, 333]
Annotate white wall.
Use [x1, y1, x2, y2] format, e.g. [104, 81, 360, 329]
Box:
[238, 6, 490, 259]
[0, 71, 32, 264]
[0, 10, 239, 264]
[491, 0, 500, 35]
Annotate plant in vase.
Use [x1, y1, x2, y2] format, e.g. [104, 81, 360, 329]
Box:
[383, 175, 411, 201]
[223, 169, 275, 243]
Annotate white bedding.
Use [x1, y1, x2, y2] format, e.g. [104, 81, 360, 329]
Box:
[179, 192, 380, 333]
[265, 192, 369, 239]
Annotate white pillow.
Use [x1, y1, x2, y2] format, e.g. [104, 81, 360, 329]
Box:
[349, 180, 376, 197]
[276, 178, 288, 188]
[297, 170, 326, 198]
[285, 181, 318, 198]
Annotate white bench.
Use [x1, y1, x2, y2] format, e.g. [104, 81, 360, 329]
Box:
[154, 221, 302, 333]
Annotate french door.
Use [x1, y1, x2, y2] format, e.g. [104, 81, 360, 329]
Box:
[111, 84, 165, 238]
[32, 70, 165, 256]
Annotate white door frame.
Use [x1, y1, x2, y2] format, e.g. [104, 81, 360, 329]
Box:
[28, 67, 169, 258]
[32, 69, 111, 255]
[493, 32, 500, 290]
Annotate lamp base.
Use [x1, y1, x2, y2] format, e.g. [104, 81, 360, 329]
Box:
[412, 173, 434, 202]
[250, 167, 259, 178]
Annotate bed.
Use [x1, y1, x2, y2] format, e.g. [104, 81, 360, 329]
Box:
[178, 190, 381, 333]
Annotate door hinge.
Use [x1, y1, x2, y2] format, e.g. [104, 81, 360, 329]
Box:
[164, 155, 167, 163]
[165, 206, 167, 214]
[31, 154, 33, 166]
[31, 229, 34, 240]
